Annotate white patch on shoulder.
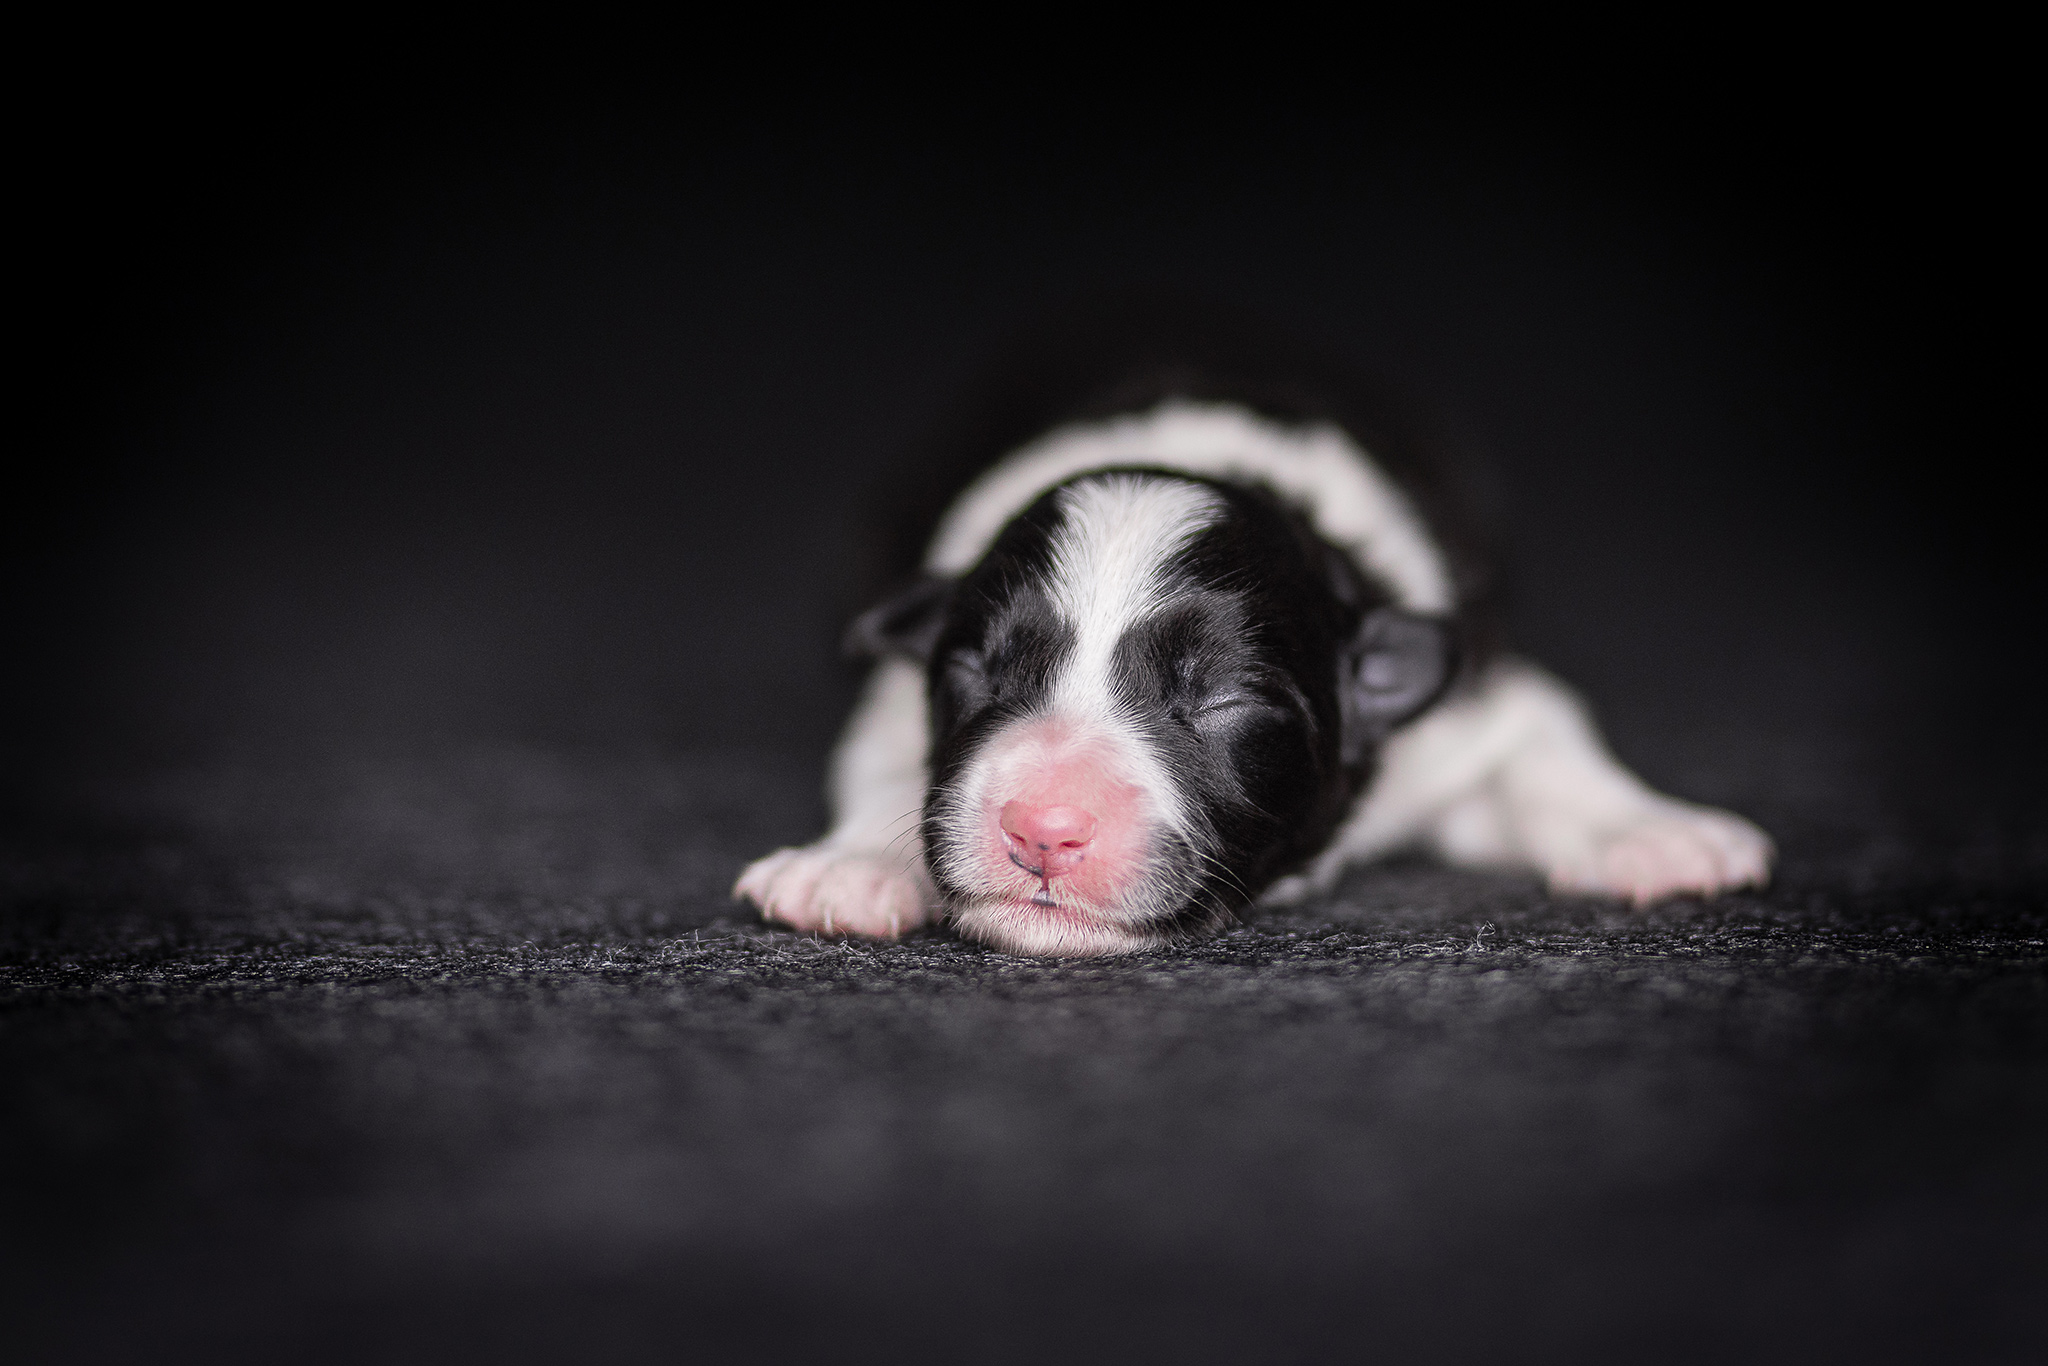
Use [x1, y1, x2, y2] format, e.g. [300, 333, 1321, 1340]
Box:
[925, 400, 1451, 612]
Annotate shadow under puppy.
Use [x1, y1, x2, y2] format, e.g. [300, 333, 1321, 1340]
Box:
[737, 338, 1771, 957]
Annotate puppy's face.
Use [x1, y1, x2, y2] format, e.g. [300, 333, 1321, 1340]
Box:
[858, 471, 1451, 956]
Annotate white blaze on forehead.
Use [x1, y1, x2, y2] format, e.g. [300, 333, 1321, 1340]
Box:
[1043, 475, 1224, 712]
[925, 399, 1452, 613]
[924, 474, 1229, 932]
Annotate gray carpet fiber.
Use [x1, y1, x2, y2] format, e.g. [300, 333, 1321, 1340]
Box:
[5, 746, 2043, 1364]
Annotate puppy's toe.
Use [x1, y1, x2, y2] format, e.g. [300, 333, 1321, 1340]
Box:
[1552, 805, 1773, 906]
[734, 846, 933, 938]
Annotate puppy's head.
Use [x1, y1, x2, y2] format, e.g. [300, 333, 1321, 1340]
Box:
[853, 470, 1452, 956]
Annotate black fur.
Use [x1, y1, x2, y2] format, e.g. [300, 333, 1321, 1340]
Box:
[906, 470, 1454, 942]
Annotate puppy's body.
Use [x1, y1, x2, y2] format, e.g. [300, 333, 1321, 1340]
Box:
[738, 375, 1770, 956]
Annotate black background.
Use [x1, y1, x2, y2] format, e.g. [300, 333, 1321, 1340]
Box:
[12, 45, 2035, 800]
[7, 37, 2044, 1366]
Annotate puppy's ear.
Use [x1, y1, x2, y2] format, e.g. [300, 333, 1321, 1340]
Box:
[844, 574, 955, 663]
[1340, 608, 1456, 764]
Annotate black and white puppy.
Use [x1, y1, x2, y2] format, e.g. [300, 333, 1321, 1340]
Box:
[737, 361, 1772, 956]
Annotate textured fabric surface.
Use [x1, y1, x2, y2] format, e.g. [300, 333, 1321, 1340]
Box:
[4, 747, 2043, 1364]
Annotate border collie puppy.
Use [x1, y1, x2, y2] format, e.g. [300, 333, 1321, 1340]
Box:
[735, 350, 1772, 957]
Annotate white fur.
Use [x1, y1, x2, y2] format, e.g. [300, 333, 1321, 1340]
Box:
[737, 400, 1774, 948]
[734, 658, 936, 938]
[1040, 474, 1220, 847]
[926, 477, 1222, 947]
[1045, 475, 1224, 716]
[1264, 657, 1773, 906]
[926, 400, 1452, 612]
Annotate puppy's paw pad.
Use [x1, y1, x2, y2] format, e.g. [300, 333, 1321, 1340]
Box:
[1551, 806, 1773, 906]
[733, 846, 931, 939]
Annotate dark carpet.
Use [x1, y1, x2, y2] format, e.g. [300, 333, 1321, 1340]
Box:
[5, 741, 2043, 1364]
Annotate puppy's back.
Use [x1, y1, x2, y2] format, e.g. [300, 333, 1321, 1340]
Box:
[855, 299, 1505, 671]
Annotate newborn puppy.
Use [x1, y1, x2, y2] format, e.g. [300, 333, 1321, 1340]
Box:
[736, 364, 1772, 956]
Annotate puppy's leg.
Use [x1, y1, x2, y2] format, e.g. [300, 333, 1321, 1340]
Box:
[733, 659, 937, 938]
[1482, 665, 1772, 902]
[1285, 658, 1772, 905]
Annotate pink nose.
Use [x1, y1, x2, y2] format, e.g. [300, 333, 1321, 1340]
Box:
[1000, 801, 1098, 879]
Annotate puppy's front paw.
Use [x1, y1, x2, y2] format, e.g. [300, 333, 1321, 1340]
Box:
[1548, 805, 1773, 906]
[733, 846, 933, 939]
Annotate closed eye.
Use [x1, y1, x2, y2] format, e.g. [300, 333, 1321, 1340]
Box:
[945, 651, 993, 702]
[1166, 692, 1276, 733]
